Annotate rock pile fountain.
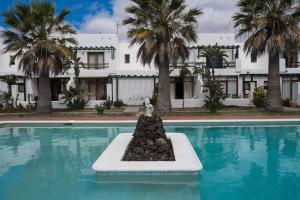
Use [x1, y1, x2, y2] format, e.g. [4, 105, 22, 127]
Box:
[92, 98, 202, 173]
[123, 99, 175, 161]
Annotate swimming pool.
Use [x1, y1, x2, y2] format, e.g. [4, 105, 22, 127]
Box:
[0, 121, 299, 200]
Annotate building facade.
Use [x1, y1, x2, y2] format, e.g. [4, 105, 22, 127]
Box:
[0, 33, 300, 108]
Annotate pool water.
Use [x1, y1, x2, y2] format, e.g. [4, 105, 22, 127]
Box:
[0, 122, 299, 200]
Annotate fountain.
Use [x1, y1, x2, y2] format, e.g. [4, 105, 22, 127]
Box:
[92, 99, 202, 173]
[123, 98, 175, 161]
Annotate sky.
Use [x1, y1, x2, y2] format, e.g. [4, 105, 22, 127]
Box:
[0, 0, 238, 41]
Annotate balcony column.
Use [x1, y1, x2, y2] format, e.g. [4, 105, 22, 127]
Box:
[193, 74, 203, 99]
[297, 82, 300, 106]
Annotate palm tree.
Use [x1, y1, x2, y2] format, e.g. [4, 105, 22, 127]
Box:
[200, 44, 228, 78]
[1, 1, 77, 113]
[233, 0, 300, 112]
[123, 0, 202, 113]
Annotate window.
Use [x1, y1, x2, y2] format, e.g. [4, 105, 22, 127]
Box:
[244, 82, 250, 90]
[282, 76, 300, 100]
[251, 52, 257, 63]
[125, 54, 130, 63]
[79, 78, 108, 100]
[227, 78, 237, 98]
[235, 49, 239, 59]
[203, 76, 238, 98]
[206, 56, 223, 68]
[10, 56, 15, 65]
[170, 77, 193, 99]
[50, 79, 68, 101]
[18, 84, 25, 93]
[284, 50, 298, 68]
[87, 52, 105, 69]
[264, 81, 268, 90]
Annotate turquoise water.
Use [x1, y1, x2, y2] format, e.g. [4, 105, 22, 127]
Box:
[0, 122, 299, 200]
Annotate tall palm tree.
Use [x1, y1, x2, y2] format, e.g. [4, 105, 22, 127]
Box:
[200, 44, 228, 78]
[1, 1, 77, 113]
[233, 0, 300, 112]
[123, 0, 202, 113]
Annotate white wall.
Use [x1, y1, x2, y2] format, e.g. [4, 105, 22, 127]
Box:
[238, 43, 269, 73]
[0, 39, 24, 77]
[195, 34, 235, 46]
[117, 43, 158, 74]
[117, 78, 155, 105]
[171, 98, 253, 108]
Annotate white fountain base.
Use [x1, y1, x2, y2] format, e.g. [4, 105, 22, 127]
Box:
[92, 133, 203, 173]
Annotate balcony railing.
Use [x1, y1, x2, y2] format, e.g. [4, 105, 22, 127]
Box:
[171, 61, 236, 68]
[286, 62, 300, 68]
[84, 63, 109, 69]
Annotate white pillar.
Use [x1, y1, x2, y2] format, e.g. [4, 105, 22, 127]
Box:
[107, 83, 112, 100]
[297, 82, 300, 106]
[249, 82, 256, 100]
[66, 76, 76, 90]
[11, 85, 18, 108]
[193, 74, 203, 99]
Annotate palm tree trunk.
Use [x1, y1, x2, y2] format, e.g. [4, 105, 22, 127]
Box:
[156, 52, 171, 113]
[265, 51, 283, 112]
[37, 71, 52, 113]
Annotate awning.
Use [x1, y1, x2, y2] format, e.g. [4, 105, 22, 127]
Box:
[69, 46, 115, 50]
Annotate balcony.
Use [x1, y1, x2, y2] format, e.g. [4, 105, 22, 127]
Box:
[171, 61, 237, 69]
[84, 63, 109, 69]
[286, 62, 300, 68]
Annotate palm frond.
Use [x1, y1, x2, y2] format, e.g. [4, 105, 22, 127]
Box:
[1, 0, 77, 77]
[123, 0, 202, 67]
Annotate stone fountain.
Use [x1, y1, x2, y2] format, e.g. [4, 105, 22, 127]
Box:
[92, 98, 202, 173]
[123, 98, 175, 161]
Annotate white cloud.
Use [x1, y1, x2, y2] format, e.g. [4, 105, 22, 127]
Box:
[186, 0, 237, 33]
[79, 0, 130, 41]
[80, 0, 238, 40]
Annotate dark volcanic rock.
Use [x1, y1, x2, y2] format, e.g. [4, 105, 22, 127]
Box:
[122, 114, 175, 161]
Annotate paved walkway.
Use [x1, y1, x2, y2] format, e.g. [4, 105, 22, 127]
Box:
[0, 114, 299, 121]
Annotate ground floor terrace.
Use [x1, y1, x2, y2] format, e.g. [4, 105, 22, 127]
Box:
[1, 73, 300, 108]
[1, 106, 300, 121]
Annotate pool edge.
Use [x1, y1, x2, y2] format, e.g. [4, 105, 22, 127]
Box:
[0, 118, 300, 125]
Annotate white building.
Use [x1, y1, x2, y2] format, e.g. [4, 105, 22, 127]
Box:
[0, 33, 300, 108]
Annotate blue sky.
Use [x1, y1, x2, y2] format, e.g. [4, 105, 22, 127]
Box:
[0, 0, 113, 28]
[0, 0, 237, 41]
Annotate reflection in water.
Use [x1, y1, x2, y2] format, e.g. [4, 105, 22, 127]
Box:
[0, 124, 299, 200]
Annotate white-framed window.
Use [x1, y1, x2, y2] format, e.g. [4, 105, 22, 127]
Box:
[87, 52, 105, 69]
[125, 54, 130, 63]
[10, 56, 15, 65]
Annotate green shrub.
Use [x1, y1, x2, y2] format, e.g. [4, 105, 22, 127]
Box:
[95, 104, 105, 114]
[16, 103, 24, 109]
[26, 102, 37, 111]
[252, 87, 266, 108]
[62, 84, 89, 110]
[103, 100, 113, 109]
[113, 100, 125, 108]
[282, 98, 291, 107]
[2, 75, 17, 95]
[0, 91, 12, 108]
[204, 79, 226, 113]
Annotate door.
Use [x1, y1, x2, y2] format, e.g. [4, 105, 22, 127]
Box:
[175, 79, 184, 99]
